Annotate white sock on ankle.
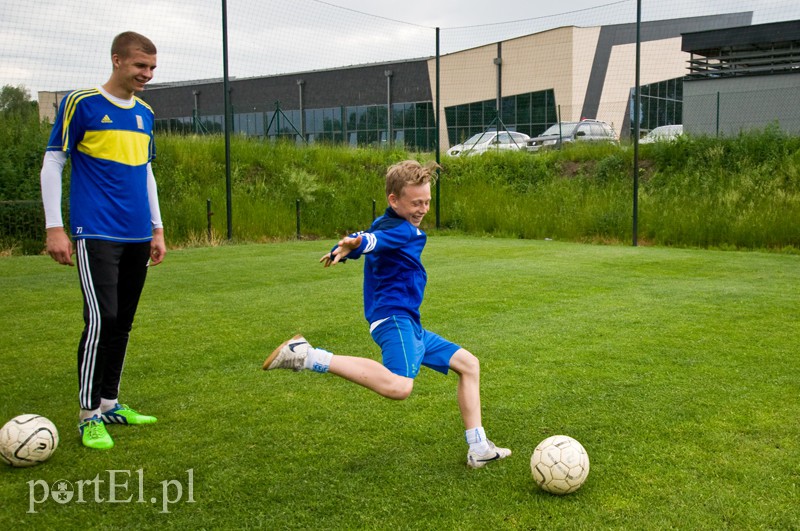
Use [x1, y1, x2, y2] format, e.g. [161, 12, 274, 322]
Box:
[466, 426, 490, 453]
[80, 408, 100, 421]
[304, 347, 333, 373]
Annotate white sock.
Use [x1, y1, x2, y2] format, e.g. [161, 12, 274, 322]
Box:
[80, 408, 100, 421]
[100, 398, 118, 412]
[304, 347, 333, 373]
[466, 426, 490, 453]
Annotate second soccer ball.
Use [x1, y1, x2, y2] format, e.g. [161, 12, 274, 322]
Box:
[530, 434, 590, 495]
[0, 414, 59, 468]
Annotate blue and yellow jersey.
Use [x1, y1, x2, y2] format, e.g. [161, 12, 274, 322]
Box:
[334, 207, 428, 325]
[46, 88, 156, 242]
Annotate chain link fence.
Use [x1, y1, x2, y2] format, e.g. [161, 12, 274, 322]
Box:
[0, 201, 52, 255]
[2, 0, 800, 251]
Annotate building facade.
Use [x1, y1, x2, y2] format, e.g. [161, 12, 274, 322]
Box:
[681, 20, 800, 136]
[39, 12, 756, 149]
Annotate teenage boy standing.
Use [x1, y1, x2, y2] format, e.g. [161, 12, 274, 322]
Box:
[41, 31, 164, 449]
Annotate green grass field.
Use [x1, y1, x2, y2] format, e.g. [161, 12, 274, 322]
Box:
[1, 238, 799, 529]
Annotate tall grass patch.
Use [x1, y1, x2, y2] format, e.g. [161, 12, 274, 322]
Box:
[440, 147, 633, 242]
[154, 136, 413, 242]
[639, 127, 800, 249]
[4, 127, 799, 253]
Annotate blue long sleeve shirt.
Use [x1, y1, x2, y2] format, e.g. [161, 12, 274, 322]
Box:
[337, 207, 428, 325]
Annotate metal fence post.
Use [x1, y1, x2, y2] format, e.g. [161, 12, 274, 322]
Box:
[206, 198, 213, 241]
[296, 199, 301, 239]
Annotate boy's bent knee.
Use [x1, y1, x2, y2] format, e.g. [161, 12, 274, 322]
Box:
[449, 348, 480, 377]
[385, 376, 414, 400]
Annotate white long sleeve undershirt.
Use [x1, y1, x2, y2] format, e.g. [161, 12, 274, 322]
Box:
[40, 150, 67, 229]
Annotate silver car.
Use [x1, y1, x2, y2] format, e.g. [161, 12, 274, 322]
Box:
[640, 124, 684, 144]
[526, 120, 617, 152]
[447, 130, 530, 157]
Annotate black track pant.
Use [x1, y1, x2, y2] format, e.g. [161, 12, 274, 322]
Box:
[75, 239, 150, 411]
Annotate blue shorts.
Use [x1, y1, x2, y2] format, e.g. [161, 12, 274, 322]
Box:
[370, 316, 460, 378]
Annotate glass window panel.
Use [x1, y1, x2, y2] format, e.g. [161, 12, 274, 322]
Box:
[531, 91, 546, 125]
[403, 103, 413, 129]
[415, 103, 429, 129]
[320, 109, 330, 133]
[647, 96, 659, 130]
[546, 90, 557, 124]
[501, 97, 516, 126]
[373, 106, 383, 130]
[356, 106, 367, 129]
[453, 127, 470, 145]
[455, 105, 468, 129]
[404, 129, 415, 148]
[376, 105, 387, 130]
[666, 99, 676, 124]
[304, 110, 314, 133]
[316, 109, 325, 132]
[469, 103, 483, 128]
[517, 93, 532, 125]
[292, 110, 302, 133]
[245, 113, 252, 133]
[392, 103, 405, 128]
[446, 105, 458, 128]
[255, 113, 264, 136]
[482, 100, 496, 126]
[445, 107, 456, 141]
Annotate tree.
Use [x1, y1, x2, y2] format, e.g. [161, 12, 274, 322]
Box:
[0, 84, 36, 120]
[0, 85, 47, 200]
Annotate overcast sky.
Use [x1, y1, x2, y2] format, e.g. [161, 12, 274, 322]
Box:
[312, 0, 624, 27]
[2, 0, 797, 99]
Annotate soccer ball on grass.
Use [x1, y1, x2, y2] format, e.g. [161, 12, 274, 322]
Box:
[530, 434, 589, 494]
[0, 414, 59, 467]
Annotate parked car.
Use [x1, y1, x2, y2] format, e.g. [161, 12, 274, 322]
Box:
[639, 124, 684, 144]
[526, 119, 617, 152]
[447, 130, 530, 156]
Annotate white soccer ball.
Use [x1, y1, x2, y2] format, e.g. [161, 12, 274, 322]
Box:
[530, 435, 590, 495]
[0, 414, 59, 467]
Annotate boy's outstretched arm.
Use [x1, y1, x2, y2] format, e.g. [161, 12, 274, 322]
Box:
[320, 234, 363, 267]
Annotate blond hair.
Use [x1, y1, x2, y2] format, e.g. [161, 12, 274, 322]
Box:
[111, 31, 157, 58]
[385, 160, 439, 198]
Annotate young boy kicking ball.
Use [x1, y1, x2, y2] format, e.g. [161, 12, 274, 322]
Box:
[263, 160, 510, 468]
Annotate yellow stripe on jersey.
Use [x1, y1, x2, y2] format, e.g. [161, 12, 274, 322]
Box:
[77, 129, 152, 166]
[134, 96, 153, 113]
[61, 89, 99, 150]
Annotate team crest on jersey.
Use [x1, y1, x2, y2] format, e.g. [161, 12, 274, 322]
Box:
[101, 115, 113, 124]
[136, 115, 144, 130]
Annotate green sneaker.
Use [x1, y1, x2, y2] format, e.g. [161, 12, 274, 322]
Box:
[101, 404, 157, 425]
[79, 415, 114, 450]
